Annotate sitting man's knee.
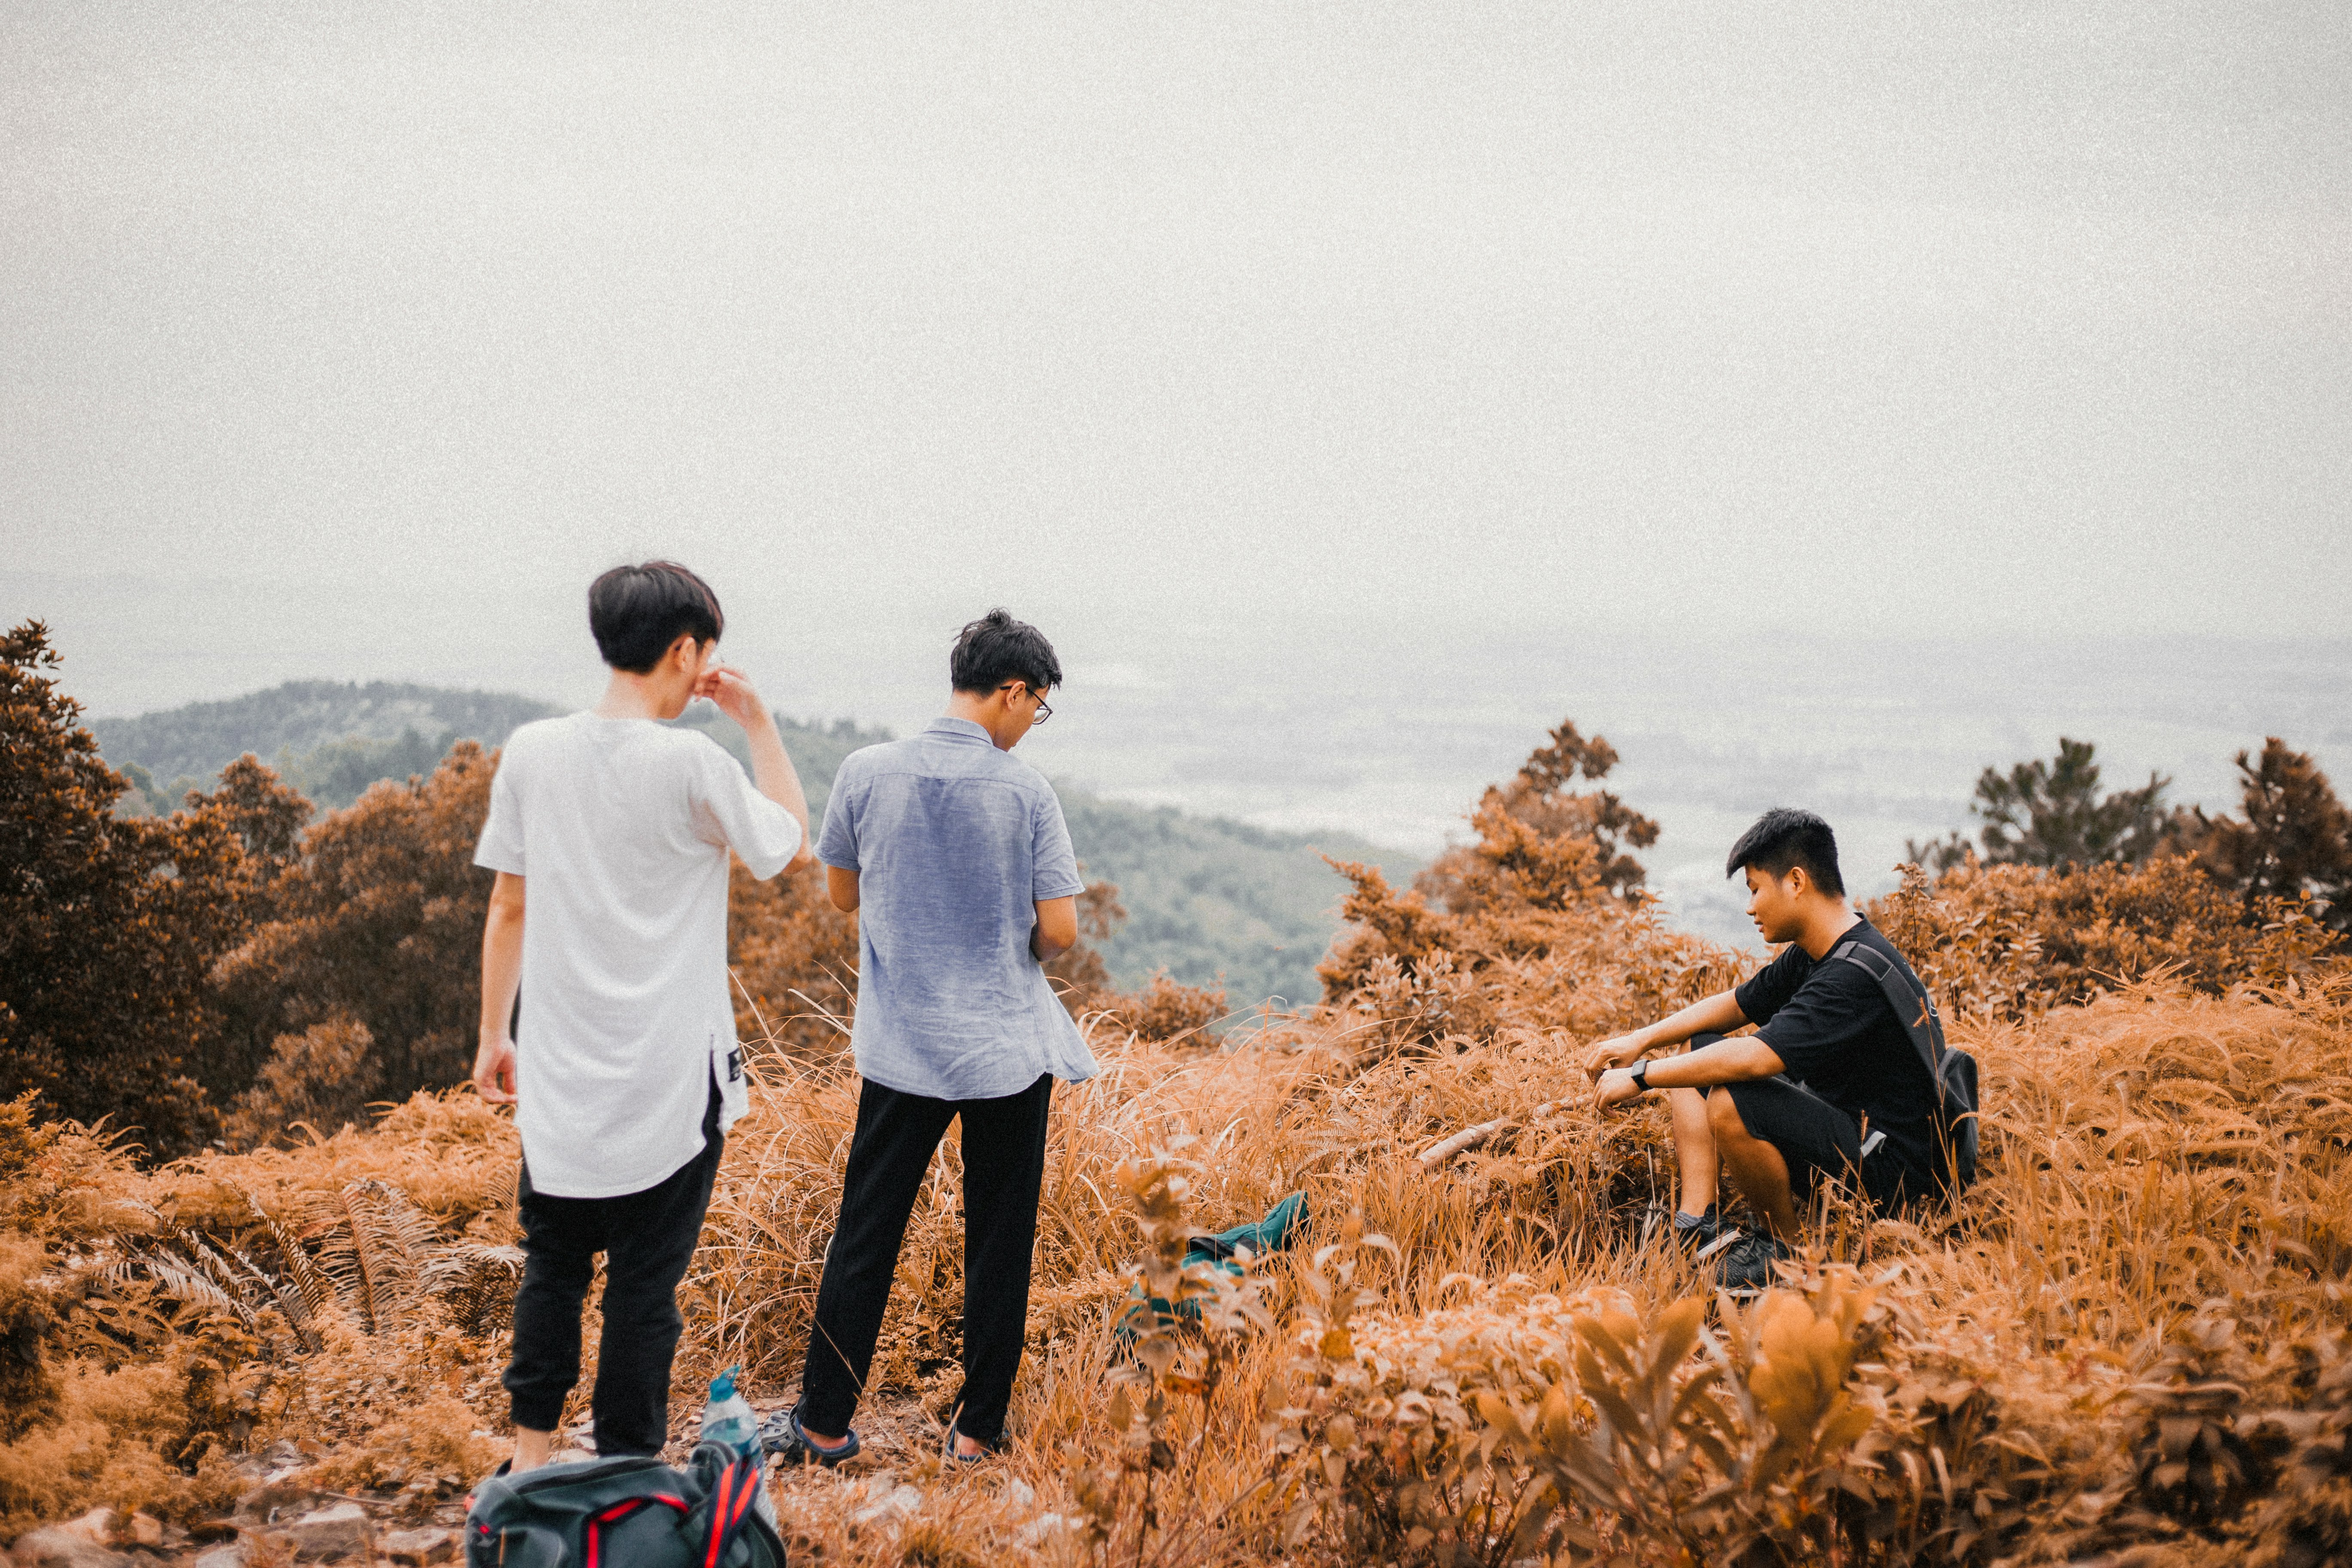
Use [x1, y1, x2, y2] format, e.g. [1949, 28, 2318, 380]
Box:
[1706, 1087, 1748, 1139]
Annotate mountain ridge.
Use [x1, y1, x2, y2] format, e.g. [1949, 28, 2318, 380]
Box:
[90, 681, 1421, 1005]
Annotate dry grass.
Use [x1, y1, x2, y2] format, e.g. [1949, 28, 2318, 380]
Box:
[5, 736, 2352, 1562]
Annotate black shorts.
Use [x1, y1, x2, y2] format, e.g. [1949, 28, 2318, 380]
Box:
[1718, 1075, 1928, 1213]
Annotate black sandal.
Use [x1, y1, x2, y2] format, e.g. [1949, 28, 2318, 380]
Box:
[945, 1418, 1005, 1465]
[761, 1407, 859, 1467]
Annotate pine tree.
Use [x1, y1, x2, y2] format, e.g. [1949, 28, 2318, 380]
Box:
[1911, 737, 2172, 871]
[2173, 738, 2352, 933]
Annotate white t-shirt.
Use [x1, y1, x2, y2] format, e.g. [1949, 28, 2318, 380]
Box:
[473, 712, 803, 1198]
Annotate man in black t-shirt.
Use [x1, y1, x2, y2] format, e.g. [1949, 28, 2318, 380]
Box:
[1583, 808, 1947, 1291]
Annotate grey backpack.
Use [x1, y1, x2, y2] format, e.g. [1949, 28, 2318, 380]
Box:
[464, 1442, 783, 1568]
[1831, 939, 1980, 1191]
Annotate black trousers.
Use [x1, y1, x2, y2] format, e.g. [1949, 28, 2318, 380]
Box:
[796, 1073, 1054, 1446]
[504, 1084, 723, 1457]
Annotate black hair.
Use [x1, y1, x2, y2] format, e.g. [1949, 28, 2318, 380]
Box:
[1724, 807, 1847, 897]
[588, 561, 725, 673]
[949, 609, 1062, 695]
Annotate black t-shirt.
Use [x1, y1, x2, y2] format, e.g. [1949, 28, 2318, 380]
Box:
[1732, 915, 1943, 1179]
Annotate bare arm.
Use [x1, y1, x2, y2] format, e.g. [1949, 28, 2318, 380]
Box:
[698, 664, 815, 873]
[1031, 895, 1078, 962]
[473, 872, 525, 1104]
[1580, 989, 1751, 1079]
[1594, 1031, 1785, 1110]
[827, 864, 860, 913]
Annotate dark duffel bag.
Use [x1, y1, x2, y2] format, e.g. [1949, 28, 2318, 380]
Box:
[464, 1440, 783, 1568]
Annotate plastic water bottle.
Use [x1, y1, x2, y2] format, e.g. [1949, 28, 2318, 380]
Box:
[699, 1366, 777, 1528]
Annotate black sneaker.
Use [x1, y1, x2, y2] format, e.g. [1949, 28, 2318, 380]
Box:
[1669, 1204, 1726, 1253]
[1713, 1232, 1793, 1296]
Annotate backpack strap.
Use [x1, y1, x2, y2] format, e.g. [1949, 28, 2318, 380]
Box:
[1831, 939, 1948, 1102]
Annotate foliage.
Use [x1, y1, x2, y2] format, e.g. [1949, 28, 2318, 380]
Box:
[1043, 877, 1130, 1014]
[1097, 973, 1231, 1046]
[0, 623, 307, 1153]
[725, 857, 863, 1059]
[1414, 718, 1660, 913]
[209, 745, 500, 1146]
[1911, 736, 2174, 871]
[1316, 719, 1743, 1047]
[2169, 737, 2352, 934]
[1057, 789, 1424, 1008]
[1066, 1145, 1276, 1564]
[1869, 855, 2341, 1022]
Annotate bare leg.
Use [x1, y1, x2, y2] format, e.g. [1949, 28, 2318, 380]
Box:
[511, 1427, 553, 1473]
[1665, 1086, 1718, 1216]
[1707, 1090, 1801, 1240]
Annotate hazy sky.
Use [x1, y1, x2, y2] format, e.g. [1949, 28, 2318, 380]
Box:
[6, 1, 2349, 725]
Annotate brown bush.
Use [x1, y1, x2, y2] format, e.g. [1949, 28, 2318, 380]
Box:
[8, 709, 2352, 1567]
[1870, 853, 2342, 1023]
[209, 745, 499, 1147]
[1098, 973, 1229, 1045]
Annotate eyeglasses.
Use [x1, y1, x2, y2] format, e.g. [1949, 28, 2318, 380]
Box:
[1000, 682, 1052, 723]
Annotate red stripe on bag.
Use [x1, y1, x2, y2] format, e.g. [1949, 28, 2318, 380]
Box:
[703, 1470, 735, 1568]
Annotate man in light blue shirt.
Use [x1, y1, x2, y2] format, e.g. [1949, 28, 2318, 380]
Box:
[769, 609, 1096, 1466]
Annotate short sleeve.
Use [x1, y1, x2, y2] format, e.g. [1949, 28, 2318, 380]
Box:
[686, 735, 803, 880]
[473, 749, 527, 875]
[1751, 964, 1888, 1083]
[815, 764, 861, 871]
[1030, 790, 1086, 901]
[1733, 944, 1807, 1027]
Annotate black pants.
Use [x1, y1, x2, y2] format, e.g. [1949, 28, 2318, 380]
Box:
[796, 1073, 1054, 1446]
[1712, 1069, 1933, 1213]
[505, 1084, 724, 1457]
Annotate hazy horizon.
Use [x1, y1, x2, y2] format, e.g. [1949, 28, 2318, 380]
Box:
[8, 1, 2349, 946]
[27, 588, 2349, 952]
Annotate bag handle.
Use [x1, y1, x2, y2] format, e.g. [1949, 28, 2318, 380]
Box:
[1831, 940, 1948, 1103]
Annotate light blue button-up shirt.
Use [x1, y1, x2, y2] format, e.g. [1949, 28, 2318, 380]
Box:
[815, 717, 1099, 1101]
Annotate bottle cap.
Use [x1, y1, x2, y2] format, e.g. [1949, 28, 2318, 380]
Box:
[710, 1364, 738, 1400]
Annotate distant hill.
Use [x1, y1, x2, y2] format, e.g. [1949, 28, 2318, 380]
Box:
[92, 683, 1421, 1006]
[1057, 793, 1415, 1009]
[91, 680, 889, 816]
[90, 681, 562, 795]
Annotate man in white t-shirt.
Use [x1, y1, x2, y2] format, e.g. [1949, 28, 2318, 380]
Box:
[471, 560, 812, 1473]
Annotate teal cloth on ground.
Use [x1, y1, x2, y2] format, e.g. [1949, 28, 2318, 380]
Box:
[1119, 1192, 1305, 1337]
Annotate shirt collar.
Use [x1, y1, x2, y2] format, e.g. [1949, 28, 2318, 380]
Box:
[924, 717, 995, 744]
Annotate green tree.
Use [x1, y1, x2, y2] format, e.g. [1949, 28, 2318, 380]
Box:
[1911, 737, 2172, 871]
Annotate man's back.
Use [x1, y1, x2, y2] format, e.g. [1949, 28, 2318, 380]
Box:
[1733, 916, 1943, 1174]
[476, 711, 802, 1196]
[818, 717, 1095, 1101]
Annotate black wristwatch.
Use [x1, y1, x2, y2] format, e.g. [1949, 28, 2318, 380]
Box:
[1629, 1059, 1653, 1094]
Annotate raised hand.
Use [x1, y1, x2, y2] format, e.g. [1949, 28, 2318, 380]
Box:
[694, 662, 769, 731]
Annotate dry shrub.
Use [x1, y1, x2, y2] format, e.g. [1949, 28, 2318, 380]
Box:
[223, 1017, 377, 1150]
[726, 858, 860, 1058]
[1871, 854, 2340, 1023]
[9, 714, 2352, 1568]
[306, 1392, 499, 1503]
[1099, 974, 1230, 1045]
